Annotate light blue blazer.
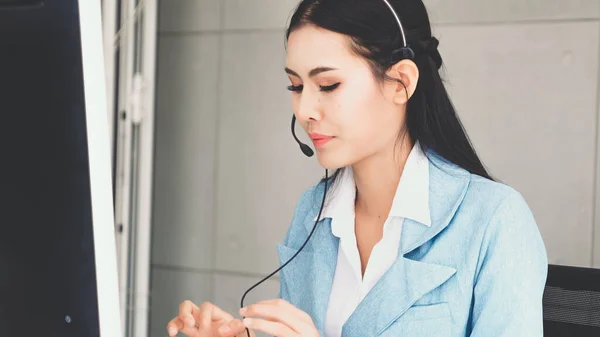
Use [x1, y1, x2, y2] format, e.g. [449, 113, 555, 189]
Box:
[277, 151, 548, 337]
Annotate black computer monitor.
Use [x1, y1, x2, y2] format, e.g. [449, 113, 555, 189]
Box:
[543, 264, 600, 336]
[0, 1, 121, 336]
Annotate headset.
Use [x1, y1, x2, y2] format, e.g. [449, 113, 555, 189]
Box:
[239, 1, 414, 336]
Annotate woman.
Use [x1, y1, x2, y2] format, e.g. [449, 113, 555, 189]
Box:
[167, 0, 548, 336]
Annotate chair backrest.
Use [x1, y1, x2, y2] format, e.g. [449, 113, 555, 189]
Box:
[543, 264, 600, 336]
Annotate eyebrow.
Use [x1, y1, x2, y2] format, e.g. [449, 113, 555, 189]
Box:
[285, 66, 338, 78]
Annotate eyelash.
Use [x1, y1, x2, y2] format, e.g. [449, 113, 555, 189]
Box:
[287, 83, 340, 93]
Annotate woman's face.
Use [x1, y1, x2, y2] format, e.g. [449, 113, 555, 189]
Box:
[286, 24, 407, 170]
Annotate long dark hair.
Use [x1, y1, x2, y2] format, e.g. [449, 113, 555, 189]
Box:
[285, 0, 493, 185]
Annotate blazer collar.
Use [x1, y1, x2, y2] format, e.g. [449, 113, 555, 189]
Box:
[282, 151, 470, 336]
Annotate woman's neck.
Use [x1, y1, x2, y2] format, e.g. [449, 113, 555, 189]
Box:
[352, 138, 413, 219]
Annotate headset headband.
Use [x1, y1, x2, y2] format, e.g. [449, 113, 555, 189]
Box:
[381, 0, 416, 63]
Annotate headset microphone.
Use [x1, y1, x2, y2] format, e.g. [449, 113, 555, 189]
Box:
[291, 115, 314, 157]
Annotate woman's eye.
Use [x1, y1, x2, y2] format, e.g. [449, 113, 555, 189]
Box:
[320, 83, 340, 92]
[287, 83, 339, 93]
[287, 84, 303, 92]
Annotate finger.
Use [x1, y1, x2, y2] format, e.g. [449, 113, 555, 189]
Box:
[243, 317, 297, 337]
[241, 300, 310, 331]
[167, 316, 198, 337]
[166, 317, 184, 337]
[249, 299, 312, 323]
[195, 302, 235, 331]
[196, 302, 214, 331]
[179, 300, 199, 328]
[208, 302, 235, 322]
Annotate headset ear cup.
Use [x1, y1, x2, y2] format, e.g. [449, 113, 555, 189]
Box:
[389, 46, 415, 65]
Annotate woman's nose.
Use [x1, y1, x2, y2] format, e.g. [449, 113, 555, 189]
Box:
[296, 92, 323, 123]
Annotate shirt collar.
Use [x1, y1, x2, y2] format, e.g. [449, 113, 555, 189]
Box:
[314, 143, 431, 233]
[389, 143, 431, 226]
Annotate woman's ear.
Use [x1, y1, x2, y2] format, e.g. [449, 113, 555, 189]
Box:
[387, 59, 419, 105]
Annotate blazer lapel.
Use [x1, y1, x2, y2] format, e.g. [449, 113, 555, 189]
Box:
[276, 218, 338, 336]
[342, 151, 471, 336]
[401, 152, 471, 255]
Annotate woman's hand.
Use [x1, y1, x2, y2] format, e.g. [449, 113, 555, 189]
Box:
[167, 300, 255, 337]
[240, 299, 320, 337]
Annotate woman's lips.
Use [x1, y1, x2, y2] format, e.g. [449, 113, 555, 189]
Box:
[309, 133, 334, 147]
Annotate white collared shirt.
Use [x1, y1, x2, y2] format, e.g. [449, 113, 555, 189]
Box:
[320, 144, 431, 337]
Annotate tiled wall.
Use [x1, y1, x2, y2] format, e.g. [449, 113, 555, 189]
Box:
[150, 1, 600, 336]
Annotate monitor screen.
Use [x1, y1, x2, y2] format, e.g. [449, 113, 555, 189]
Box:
[0, 1, 121, 336]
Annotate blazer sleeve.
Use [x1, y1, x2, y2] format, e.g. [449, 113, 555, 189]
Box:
[469, 190, 548, 336]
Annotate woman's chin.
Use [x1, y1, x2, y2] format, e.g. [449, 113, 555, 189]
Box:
[315, 151, 351, 171]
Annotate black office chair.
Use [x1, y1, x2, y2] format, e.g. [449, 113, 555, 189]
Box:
[543, 264, 600, 336]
